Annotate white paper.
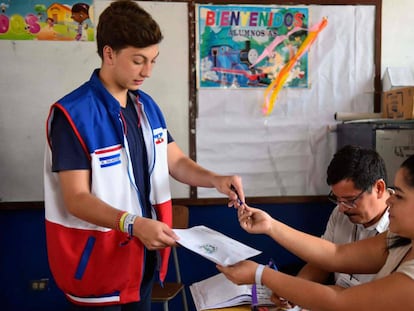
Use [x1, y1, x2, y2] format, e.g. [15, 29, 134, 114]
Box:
[383, 67, 414, 91]
[190, 273, 277, 311]
[190, 273, 252, 310]
[173, 225, 261, 266]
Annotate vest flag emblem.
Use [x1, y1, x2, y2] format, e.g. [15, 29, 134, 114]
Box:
[95, 145, 122, 168]
[154, 132, 164, 145]
[99, 153, 121, 168]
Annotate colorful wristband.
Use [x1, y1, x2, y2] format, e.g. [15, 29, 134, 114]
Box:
[255, 264, 265, 285]
[118, 212, 128, 232]
[122, 213, 137, 236]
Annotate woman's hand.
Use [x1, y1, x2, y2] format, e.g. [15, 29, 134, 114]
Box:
[216, 260, 258, 285]
[238, 205, 274, 236]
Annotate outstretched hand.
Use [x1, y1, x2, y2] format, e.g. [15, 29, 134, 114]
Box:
[216, 260, 258, 285]
[238, 205, 274, 235]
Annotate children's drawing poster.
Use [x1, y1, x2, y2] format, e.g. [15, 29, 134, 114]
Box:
[197, 5, 309, 89]
[0, 0, 94, 41]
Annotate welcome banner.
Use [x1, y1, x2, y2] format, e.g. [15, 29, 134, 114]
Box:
[197, 5, 309, 89]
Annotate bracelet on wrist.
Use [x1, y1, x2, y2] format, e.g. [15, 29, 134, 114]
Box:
[122, 213, 137, 236]
[118, 211, 128, 232]
[255, 264, 265, 285]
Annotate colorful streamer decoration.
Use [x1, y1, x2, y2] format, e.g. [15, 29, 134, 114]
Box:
[262, 17, 328, 116]
[249, 26, 304, 69]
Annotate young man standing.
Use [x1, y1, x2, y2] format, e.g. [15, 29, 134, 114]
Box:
[44, 1, 244, 310]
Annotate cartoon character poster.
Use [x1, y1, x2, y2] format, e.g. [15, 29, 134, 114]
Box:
[0, 0, 94, 41]
[197, 5, 309, 89]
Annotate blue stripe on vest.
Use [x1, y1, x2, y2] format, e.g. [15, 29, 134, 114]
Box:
[75, 236, 96, 280]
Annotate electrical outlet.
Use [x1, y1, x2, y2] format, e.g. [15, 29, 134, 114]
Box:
[30, 278, 49, 291]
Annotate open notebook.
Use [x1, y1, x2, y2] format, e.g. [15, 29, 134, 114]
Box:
[190, 272, 275, 310]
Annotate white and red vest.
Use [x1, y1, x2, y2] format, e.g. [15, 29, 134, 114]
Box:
[44, 70, 172, 306]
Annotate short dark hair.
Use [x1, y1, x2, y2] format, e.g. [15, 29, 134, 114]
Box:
[96, 0, 163, 59]
[326, 145, 387, 191]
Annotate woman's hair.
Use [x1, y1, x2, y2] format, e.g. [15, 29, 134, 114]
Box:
[400, 155, 414, 187]
[389, 235, 411, 249]
[96, 0, 163, 59]
[388, 154, 414, 249]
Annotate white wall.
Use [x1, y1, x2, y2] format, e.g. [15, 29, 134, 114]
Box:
[382, 0, 414, 76]
[0, 1, 412, 201]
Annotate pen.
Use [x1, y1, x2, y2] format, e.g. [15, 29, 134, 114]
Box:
[230, 184, 243, 205]
[268, 258, 278, 271]
[251, 259, 278, 311]
[251, 283, 258, 310]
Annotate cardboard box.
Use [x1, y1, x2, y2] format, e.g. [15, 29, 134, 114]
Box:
[382, 87, 414, 119]
[382, 67, 414, 92]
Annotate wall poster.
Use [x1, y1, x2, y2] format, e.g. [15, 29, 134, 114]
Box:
[197, 4, 309, 89]
[0, 0, 94, 41]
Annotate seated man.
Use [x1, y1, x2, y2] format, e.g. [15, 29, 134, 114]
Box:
[296, 144, 391, 288]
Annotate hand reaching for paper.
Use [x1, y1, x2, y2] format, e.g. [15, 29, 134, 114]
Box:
[216, 260, 258, 285]
[238, 204, 274, 236]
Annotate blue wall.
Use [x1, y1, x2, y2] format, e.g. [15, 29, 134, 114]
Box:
[0, 208, 68, 311]
[0, 202, 334, 311]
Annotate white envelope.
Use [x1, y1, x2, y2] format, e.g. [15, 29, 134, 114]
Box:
[174, 225, 261, 266]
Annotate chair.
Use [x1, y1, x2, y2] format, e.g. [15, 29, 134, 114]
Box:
[151, 205, 189, 311]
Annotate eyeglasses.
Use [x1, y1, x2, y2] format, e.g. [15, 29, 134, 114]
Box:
[327, 189, 366, 209]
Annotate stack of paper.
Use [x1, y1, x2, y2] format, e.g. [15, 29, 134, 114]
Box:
[190, 273, 277, 310]
[190, 273, 252, 310]
[173, 225, 261, 266]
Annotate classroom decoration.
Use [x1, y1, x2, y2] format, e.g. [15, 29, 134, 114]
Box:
[248, 26, 305, 69]
[262, 17, 328, 116]
[197, 5, 309, 89]
[0, 0, 94, 41]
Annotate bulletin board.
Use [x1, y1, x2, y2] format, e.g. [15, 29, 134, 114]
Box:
[190, 0, 382, 199]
